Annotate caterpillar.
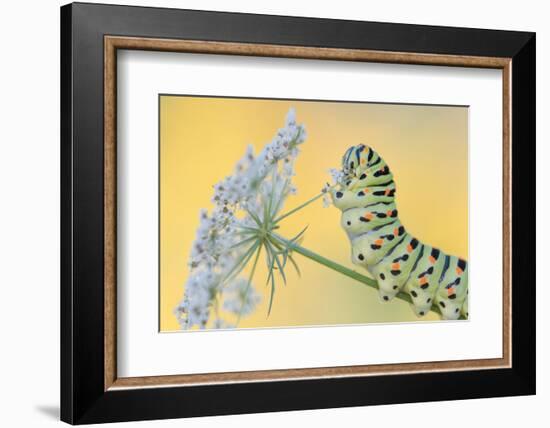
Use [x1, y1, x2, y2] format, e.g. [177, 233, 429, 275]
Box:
[330, 144, 468, 320]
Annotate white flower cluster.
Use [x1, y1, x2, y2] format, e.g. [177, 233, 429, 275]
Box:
[328, 168, 347, 186]
[174, 109, 307, 330]
[321, 168, 347, 207]
[222, 278, 262, 317]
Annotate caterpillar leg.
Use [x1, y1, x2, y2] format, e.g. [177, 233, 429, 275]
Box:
[435, 257, 468, 320]
[404, 246, 446, 317]
[461, 293, 469, 319]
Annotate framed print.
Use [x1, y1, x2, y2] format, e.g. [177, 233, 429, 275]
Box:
[60, 2, 536, 424]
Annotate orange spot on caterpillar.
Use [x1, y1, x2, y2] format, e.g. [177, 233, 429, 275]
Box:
[393, 228, 398, 236]
[407, 245, 413, 253]
[429, 256, 436, 264]
[374, 239, 383, 246]
[385, 188, 390, 196]
[447, 287, 455, 297]
[392, 262, 400, 270]
[419, 276, 428, 285]
[456, 267, 463, 275]
[365, 212, 373, 220]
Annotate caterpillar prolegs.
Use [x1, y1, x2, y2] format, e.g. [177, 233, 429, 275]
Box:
[331, 144, 469, 320]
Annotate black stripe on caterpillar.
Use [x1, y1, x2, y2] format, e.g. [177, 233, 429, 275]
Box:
[332, 144, 468, 320]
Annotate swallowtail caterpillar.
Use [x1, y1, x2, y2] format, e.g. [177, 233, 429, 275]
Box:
[331, 144, 468, 320]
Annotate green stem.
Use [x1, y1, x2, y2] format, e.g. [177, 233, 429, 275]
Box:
[273, 191, 325, 224]
[272, 233, 377, 287]
[271, 233, 450, 319]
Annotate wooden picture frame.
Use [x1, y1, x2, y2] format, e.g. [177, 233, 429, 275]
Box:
[61, 2, 535, 424]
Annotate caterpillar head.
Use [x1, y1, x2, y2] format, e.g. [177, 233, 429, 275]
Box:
[341, 144, 376, 177]
[341, 145, 359, 176]
[339, 144, 393, 192]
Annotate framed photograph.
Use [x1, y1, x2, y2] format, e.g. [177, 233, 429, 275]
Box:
[61, 2, 535, 424]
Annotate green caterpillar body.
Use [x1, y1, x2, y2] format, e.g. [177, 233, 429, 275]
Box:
[331, 144, 468, 320]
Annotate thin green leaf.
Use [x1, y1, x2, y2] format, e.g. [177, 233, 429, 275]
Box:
[263, 195, 270, 227]
[244, 207, 262, 227]
[267, 168, 277, 221]
[267, 269, 276, 316]
[280, 248, 288, 270]
[234, 224, 261, 234]
[266, 240, 286, 285]
[289, 225, 309, 245]
[229, 235, 258, 250]
[268, 237, 298, 277]
[265, 243, 276, 286]
[221, 241, 259, 286]
[287, 253, 301, 277]
[271, 178, 290, 219]
[273, 192, 324, 224]
[236, 246, 262, 324]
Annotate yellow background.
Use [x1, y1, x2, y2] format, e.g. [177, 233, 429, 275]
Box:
[160, 96, 468, 332]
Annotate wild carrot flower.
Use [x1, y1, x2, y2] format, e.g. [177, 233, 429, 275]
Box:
[174, 108, 307, 330]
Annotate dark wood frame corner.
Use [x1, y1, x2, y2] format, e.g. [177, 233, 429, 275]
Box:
[61, 2, 535, 425]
